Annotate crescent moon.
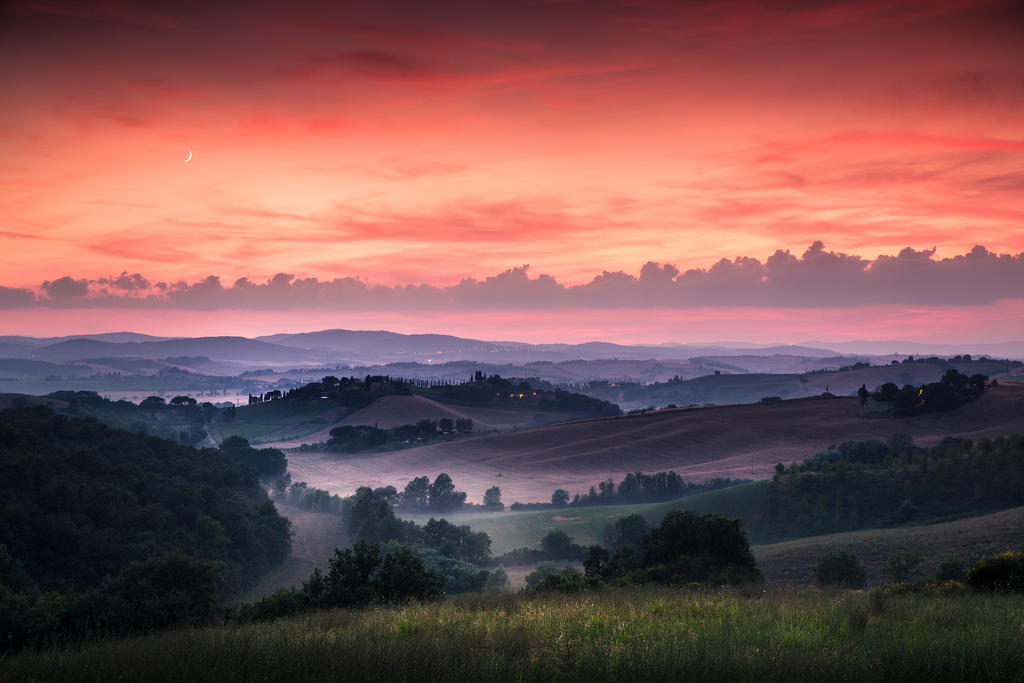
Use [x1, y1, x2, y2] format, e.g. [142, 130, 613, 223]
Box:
[184, 149, 192, 163]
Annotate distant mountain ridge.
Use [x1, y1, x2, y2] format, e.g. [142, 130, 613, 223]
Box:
[0, 336, 315, 363]
[0, 328, 1021, 368]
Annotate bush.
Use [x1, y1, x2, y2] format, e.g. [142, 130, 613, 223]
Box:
[895, 499, 918, 523]
[540, 530, 587, 560]
[484, 568, 511, 593]
[525, 565, 591, 593]
[238, 541, 445, 621]
[640, 510, 761, 585]
[966, 551, 1024, 592]
[524, 563, 579, 588]
[815, 551, 867, 589]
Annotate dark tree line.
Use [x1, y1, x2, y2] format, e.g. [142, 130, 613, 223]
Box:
[766, 433, 1024, 541]
[426, 373, 620, 418]
[237, 541, 445, 622]
[866, 368, 990, 415]
[513, 471, 748, 510]
[275, 479, 492, 569]
[525, 510, 762, 592]
[48, 390, 217, 445]
[317, 418, 473, 453]
[0, 406, 292, 650]
[219, 435, 287, 478]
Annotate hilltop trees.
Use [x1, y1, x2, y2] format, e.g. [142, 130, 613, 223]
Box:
[548, 471, 746, 508]
[872, 368, 990, 416]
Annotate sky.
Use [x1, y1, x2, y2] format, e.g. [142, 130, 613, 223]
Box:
[1, 0, 1022, 344]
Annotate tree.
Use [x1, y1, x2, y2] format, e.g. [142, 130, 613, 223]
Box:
[140, 395, 165, 417]
[422, 518, 491, 564]
[484, 567, 511, 593]
[316, 541, 442, 607]
[941, 368, 968, 391]
[373, 545, 446, 603]
[220, 435, 251, 451]
[343, 487, 407, 543]
[401, 476, 431, 510]
[895, 499, 917, 523]
[428, 473, 466, 512]
[541, 529, 578, 558]
[857, 384, 869, 407]
[583, 545, 609, 578]
[551, 488, 570, 506]
[455, 418, 473, 434]
[483, 486, 503, 511]
[814, 551, 866, 588]
[107, 553, 221, 632]
[438, 417, 454, 433]
[878, 382, 900, 402]
[640, 510, 761, 585]
[598, 514, 649, 551]
[219, 436, 287, 478]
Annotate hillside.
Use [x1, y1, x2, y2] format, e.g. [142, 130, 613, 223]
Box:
[260, 394, 581, 448]
[284, 382, 1024, 504]
[583, 358, 1022, 409]
[753, 506, 1024, 586]
[0, 405, 291, 597]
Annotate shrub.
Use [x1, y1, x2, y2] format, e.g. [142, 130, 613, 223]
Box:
[815, 551, 866, 589]
[525, 566, 591, 593]
[640, 510, 761, 585]
[524, 563, 579, 588]
[966, 551, 1024, 592]
[484, 568, 511, 593]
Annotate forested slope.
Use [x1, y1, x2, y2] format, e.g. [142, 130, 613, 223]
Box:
[0, 405, 292, 647]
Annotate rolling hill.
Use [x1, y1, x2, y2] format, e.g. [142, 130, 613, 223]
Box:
[258, 394, 583, 448]
[753, 505, 1024, 586]
[283, 381, 1024, 505]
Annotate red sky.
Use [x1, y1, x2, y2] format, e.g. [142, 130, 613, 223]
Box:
[1, 0, 1022, 343]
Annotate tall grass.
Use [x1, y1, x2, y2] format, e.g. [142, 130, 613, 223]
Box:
[7, 587, 1023, 682]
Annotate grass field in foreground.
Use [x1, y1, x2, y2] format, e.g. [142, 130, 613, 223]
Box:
[9, 588, 1024, 682]
[410, 482, 769, 555]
